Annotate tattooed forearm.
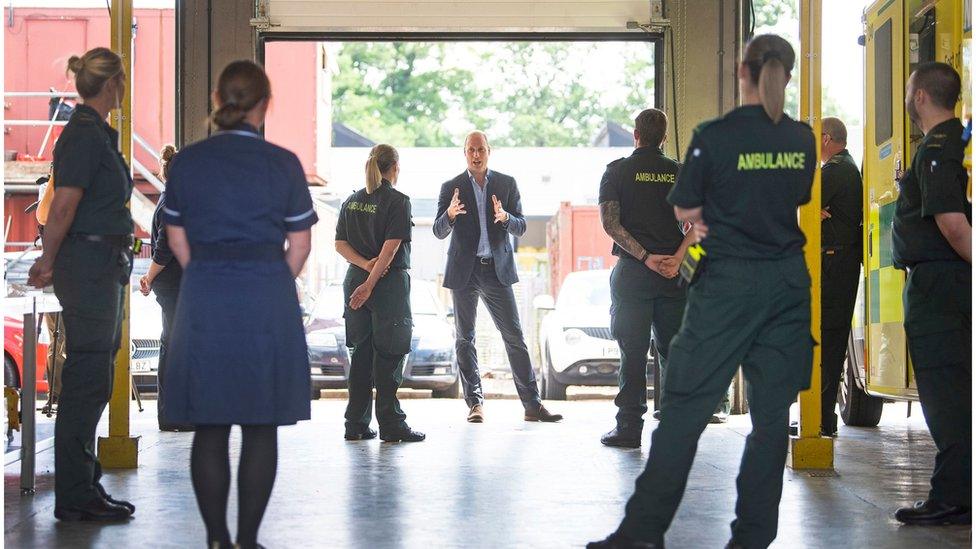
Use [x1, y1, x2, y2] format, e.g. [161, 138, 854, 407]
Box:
[600, 201, 646, 260]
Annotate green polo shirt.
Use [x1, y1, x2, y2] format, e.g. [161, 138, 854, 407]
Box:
[53, 104, 134, 235]
[668, 105, 817, 260]
[892, 118, 970, 268]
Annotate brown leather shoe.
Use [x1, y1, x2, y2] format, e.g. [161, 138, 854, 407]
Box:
[467, 404, 484, 423]
[525, 405, 563, 422]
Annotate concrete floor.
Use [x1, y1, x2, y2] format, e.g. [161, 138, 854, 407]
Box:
[4, 399, 972, 548]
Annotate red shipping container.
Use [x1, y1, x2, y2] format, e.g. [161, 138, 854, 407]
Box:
[546, 202, 617, 298]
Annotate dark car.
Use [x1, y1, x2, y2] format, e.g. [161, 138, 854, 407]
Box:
[307, 279, 459, 399]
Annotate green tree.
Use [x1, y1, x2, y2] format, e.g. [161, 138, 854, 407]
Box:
[488, 43, 655, 146]
[332, 41, 656, 147]
[332, 43, 488, 146]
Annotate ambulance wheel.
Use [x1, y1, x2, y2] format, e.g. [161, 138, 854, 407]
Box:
[839, 354, 883, 427]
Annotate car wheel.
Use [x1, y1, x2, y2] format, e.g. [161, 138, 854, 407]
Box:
[4, 355, 19, 389]
[542, 344, 567, 401]
[432, 376, 461, 399]
[839, 352, 883, 427]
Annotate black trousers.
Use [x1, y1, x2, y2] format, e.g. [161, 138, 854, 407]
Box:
[609, 257, 686, 429]
[904, 261, 971, 507]
[154, 286, 179, 429]
[52, 239, 129, 507]
[451, 262, 542, 410]
[820, 246, 861, 434]
[343, 269, 410, 433]
[618, 257, 813, 548]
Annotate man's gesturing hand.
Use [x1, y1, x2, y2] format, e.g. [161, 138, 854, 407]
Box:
[447, 187, 467, 222]
[491, 195, 509, 224]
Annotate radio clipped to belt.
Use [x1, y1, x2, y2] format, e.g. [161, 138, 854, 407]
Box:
[679, 243, 706, 286]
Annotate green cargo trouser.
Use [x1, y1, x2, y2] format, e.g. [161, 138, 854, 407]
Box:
[343, 268, 411, 433]
[609, 257, 686, 429]
[618, 256, 813, 549]
[904, 260, 971, 507]
[52, 238, 129, 507]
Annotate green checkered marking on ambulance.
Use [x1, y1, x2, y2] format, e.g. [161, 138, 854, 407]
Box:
[870, 269, 881, 321]
[878, 203, 896, 269]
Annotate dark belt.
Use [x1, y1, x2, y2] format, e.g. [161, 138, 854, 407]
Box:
[67, 233, 133, 246]
[192, 242, 284, 262]
[478, 257, 493, 265]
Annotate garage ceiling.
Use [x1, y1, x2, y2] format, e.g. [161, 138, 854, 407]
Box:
[260, 0, 658, 34]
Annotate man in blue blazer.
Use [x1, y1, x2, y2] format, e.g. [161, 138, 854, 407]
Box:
[433, 131, 562, 424]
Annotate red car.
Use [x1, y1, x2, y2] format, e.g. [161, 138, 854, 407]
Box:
[4, 315, 50, 394]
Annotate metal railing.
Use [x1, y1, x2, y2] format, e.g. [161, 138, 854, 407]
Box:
[4, 90, 163, 231]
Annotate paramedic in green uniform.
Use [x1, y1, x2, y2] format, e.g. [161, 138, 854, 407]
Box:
[892, 61, 971, 526]
[598, 108, 695, 448]
[589, 34, 816, 549]
[28, 47, 135, 522]
[818, 116, 863, 437]
[335, 144, 425, 443]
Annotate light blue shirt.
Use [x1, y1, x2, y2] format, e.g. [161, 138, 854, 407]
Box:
[468, 170, 492, 258]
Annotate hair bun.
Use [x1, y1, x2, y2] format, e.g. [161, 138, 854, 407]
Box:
[67, 55, 85, 75]
[159, 144, 177, 162]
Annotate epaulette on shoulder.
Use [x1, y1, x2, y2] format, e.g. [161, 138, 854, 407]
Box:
[606, 157, 625, 168]
[693, 117, 724, 135]
[73, 112, 99, 126]
[924, 132, 948, 150]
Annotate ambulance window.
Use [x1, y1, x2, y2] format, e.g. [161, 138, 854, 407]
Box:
[874, 19, 893, 145]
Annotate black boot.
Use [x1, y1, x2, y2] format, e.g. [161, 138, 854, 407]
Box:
[895, 500, 971, 525]
[600, 427, 641, 448]
[587, 532, 661, 548]
[55, 496, 131, 522]
[380, 426, 425, 442]
[95, 483, 135, 515]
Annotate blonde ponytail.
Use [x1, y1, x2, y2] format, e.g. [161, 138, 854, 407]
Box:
[758, 55, 787, 124]
[742, 34, 795, 125]
[365, 155, 383, 194]
[363, 144, 399, 194]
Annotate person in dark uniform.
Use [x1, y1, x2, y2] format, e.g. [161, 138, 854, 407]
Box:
[138, 144, 192, 432]
[160, 60, 318, 549]
[597, 108, 694, 448]
[335, 144, 425, 443]
[817, 117, 863, 437]
[433, 131, 562, 424]
[589, 35, 816, 549]
[27, 47, 135, 522]
[891, 62, 971, 526]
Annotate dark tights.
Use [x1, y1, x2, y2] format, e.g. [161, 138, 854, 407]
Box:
[191, 425, 278, 549]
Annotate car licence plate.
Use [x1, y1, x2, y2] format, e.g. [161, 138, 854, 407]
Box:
[131, 360, 152, 373]
[310, 367, 323, 375]
[603, 346, 620, 358]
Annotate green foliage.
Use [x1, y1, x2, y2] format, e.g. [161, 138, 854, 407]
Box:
[332, 43, 488, 147]
[332, 42, 655, 147]
[752, 0, 797, 29]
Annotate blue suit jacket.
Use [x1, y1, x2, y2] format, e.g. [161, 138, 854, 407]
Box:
[433, 170, 527, 289]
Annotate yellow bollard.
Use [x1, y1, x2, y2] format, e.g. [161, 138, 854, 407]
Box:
[97, 0, 140, 469]
[789, 0, 834, 470]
